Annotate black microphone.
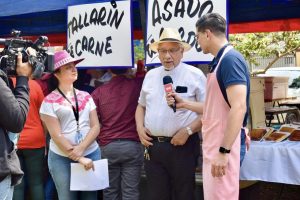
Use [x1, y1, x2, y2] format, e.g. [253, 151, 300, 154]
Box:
[163, 75, 176, 112]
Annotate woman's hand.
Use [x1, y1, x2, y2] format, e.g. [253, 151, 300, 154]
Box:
[68, 145, 85, 161]
[78, 157, 95, 171]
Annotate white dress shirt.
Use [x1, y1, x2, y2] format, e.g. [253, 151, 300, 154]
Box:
[138, 62, 206, 137]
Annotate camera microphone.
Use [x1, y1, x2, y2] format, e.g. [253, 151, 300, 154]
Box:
[163, 75, 176, 112]
[32, 36, 48, 50]
[45, 47, 54, 73]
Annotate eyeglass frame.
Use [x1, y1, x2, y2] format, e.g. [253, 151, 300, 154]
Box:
[157, 47, 182, 56]
[194, 30, 210, 40]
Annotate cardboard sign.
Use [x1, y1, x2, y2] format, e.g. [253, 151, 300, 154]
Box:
[68, 0, 133, 68]
[145, 0, 227, 65]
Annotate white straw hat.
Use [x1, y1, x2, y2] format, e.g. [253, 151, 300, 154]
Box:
[149, 28, 191, 52]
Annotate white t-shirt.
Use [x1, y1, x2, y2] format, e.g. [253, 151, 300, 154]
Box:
[40, 89, 98, 157]
[138, 62, 206, 137]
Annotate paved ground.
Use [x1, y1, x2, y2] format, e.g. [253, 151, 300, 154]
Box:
[239, 181, 300, 200]
[44, 180, 300, 200]
[140, 179, 300, 200]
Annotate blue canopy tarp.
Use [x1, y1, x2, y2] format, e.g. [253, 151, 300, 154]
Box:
[0, 0, 142, 36]
[0, 0, 299, 36]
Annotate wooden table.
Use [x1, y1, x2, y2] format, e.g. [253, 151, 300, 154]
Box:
[265, 96, 297, 106]
[265, 106, 299, 126]
[279, 99, 300, 110]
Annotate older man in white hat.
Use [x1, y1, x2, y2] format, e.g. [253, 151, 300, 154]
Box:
[135, 28, 206, 200]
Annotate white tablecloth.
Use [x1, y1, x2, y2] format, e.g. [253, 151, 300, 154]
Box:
[240, 141, 300, 185]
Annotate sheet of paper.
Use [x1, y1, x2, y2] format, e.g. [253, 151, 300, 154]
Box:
[70, 159, 109, 191]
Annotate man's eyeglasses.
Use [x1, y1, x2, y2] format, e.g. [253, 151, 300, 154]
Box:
[157, 47, 181, 55]
[194, 33, 199, 40]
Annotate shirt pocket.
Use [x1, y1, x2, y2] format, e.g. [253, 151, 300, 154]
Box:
[177, 92, 194, 100]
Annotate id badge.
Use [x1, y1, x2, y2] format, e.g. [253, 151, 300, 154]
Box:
[75, 131, 83, 144]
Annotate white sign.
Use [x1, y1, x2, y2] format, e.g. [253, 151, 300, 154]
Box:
[68, 0, 133, 68]
[145, 0, 227, 65]
[70, 159, 109, 191]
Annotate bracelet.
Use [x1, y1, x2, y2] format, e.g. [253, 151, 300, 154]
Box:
[186, 127, 193, 136]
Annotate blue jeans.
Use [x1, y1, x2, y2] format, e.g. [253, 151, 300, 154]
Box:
[240, 129, 246, 166]
[48, 148, 101, 200]
[45, 173, 56, 200]
[0, 175, 14, 200]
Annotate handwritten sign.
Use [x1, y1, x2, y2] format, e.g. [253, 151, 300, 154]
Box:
[68, 0, 133, 68]
[145, 0, 227, 65]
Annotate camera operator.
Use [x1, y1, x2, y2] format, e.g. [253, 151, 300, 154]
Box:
[0, 48, 34, 200]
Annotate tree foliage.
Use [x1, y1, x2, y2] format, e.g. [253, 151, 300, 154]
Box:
[134, 40, 145, 64]
[229, 31, 300, 75]
[290, 77, 300, 89]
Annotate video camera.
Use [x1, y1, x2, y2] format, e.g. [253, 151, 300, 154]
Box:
[0, 30, 54, 79]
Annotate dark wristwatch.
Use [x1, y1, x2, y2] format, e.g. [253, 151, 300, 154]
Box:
[219, 147, 230, 154]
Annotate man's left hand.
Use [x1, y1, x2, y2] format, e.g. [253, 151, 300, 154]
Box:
[211, 153, 229, 177]
[170, 127, 189, 146]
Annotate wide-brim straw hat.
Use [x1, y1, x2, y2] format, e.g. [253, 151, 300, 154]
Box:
[149, 28, 191, 52]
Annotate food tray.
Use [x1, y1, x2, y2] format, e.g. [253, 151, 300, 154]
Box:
[264, 131, 290, 142]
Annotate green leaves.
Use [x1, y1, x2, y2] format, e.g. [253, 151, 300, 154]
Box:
[290, 77, 300, 89]
[134, 40, 145, 64]
[229, 31, 300, 74]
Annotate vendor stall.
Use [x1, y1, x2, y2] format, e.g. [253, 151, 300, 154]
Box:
[280, 99, 300, 110]
[240, 140, 300, 185]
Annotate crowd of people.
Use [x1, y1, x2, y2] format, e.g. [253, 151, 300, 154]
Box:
[0, 13, 250, 200]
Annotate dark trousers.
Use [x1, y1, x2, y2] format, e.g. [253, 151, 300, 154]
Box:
[101, 140, 144, 200]
[144, 134, 200, 200]
[13, 148, 45, 200]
